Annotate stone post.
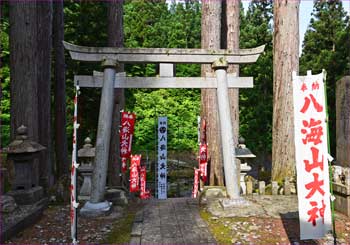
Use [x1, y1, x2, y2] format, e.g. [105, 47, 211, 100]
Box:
[336, 76, 350, 167]
[259, 181, 265, 195]
[284, 178, 291, 195]
[213, 59, 239, 199]
[272, 181, 279, 195]
[81, 59, 116, 216]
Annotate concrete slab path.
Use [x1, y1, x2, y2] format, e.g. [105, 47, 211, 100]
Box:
[130, 197, 216, 244]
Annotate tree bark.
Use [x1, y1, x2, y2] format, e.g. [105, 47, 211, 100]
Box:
[272, 0, 299, 182]
[9, 2, 39, 142]
[36, 1, 54, 189]
[9, 2, 39, 187]
[107, 0, 125, 187]
[225, 0, 240, 146]
[201, 0, 224, 186]
[53, 0, 69, 179]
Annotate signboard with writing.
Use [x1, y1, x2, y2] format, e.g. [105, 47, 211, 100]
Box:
[119, 112, 136, 172]
[292, 71, 331, 240]
[130, 155, 141, 192]
[157, 117, 167, 199]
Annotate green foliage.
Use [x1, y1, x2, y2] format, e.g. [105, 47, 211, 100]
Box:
[1, 17, 10, 147]
[239, 0, 273, 155]
[300, 0, 349, 155]
[124, 0, 202, 153]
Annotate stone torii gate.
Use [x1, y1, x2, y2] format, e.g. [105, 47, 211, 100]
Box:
[64, 42, 265, 214]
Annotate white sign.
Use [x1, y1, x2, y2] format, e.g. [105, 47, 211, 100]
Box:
[158, 117, 167, 199]
[292, 70, 331, 240]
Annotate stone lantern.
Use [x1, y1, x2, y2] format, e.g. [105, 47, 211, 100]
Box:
[235, 137, 255, 194]
[78, 137, 95, 200]
[4, 125, 45, 204]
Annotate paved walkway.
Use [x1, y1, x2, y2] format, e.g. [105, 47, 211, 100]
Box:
[130, 198, 216, 244]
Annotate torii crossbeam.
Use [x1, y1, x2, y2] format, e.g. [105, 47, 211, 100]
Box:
[64, 41, 265, 215]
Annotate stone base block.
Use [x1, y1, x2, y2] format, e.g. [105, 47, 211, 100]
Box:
[105, 188, 128, 205]
[7, 186, 43, 205]
[201, 186, 227, 198]
[1, 198, 48, 243]
[80, 200, 112, 217]
[219, 197, 250, 209]
[333, 183, 350, 216]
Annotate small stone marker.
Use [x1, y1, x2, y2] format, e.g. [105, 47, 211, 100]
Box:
[284, 178, 291, 195]
[272, 181, 278, 195]
[246, 181, 253, 195]
[259, 181, 265, 195]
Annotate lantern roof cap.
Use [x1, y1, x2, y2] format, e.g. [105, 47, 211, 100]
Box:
[4, 125, 45, 154]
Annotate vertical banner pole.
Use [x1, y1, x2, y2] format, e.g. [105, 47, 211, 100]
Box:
[323, 70, 337, 244]
[71, 85, 80, 245]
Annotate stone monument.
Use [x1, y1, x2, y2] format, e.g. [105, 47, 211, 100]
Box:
[336, 76, 350, 167]
[4, 125, 45, 205]
[78, 137, 95, 201]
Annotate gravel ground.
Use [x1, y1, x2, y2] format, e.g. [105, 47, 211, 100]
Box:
[4, 204, 125, 244]
[204, 214, 350, 244]
[5, 198, 350, 245]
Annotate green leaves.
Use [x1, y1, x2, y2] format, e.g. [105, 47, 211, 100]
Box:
[239, 0, 273, 155]
[124, 1, 202, 153]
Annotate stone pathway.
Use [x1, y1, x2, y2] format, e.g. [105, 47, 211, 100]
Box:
[130, 197, 216, 244]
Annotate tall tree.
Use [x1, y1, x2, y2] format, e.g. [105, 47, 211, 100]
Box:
[53, 0, 68, 179]
[272, 0, 299, 182]
[201, 0, 224, 186]
[107, 0, 125, 187]
[9, 2, 54, 189]
[300, 0, 349, 155]
[36, 1, 54, 189]
[9, 2, 39, 142]
[223, 0, 240, 146]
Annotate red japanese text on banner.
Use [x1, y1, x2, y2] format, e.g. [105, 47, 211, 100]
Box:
[140, 166, 150, 199]
[129, 155, 141, 193]
[192, 168, 200, 198]
[199, 143, 208, 182]
[292, 71, 331, 240]
[119, 112, 136, 173]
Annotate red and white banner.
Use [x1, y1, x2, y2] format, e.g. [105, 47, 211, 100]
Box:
[199, 143, 208, 182]
[129, 155, 141, 192]
[140, 166, 150, 199]
[120, 112, 136, 173]
[70, 87, 80, 244]
[192, 168, 200, 198]
[292, 71, 331, 240]
[199, 119, 208, 183]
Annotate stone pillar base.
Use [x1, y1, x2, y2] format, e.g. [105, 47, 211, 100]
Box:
[80, 200, 112, 217]
[219, 197, 250, 209]
[7, 186, 43, 205]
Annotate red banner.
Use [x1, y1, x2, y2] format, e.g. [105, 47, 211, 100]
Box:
[129, 155, 141, 192]
[192, 168, 200, 198]
[140, 166, 151, 199]
[199, 120, 208, 183]
[120, 112, 136, 173]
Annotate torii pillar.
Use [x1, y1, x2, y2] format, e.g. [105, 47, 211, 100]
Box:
[80, 59, 117, 215]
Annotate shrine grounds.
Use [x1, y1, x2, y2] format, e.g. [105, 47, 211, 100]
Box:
[5, 195, 350, 244]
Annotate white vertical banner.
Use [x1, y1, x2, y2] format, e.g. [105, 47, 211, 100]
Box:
[157, 117, 167, 199]
[292, 70, 332, 240]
